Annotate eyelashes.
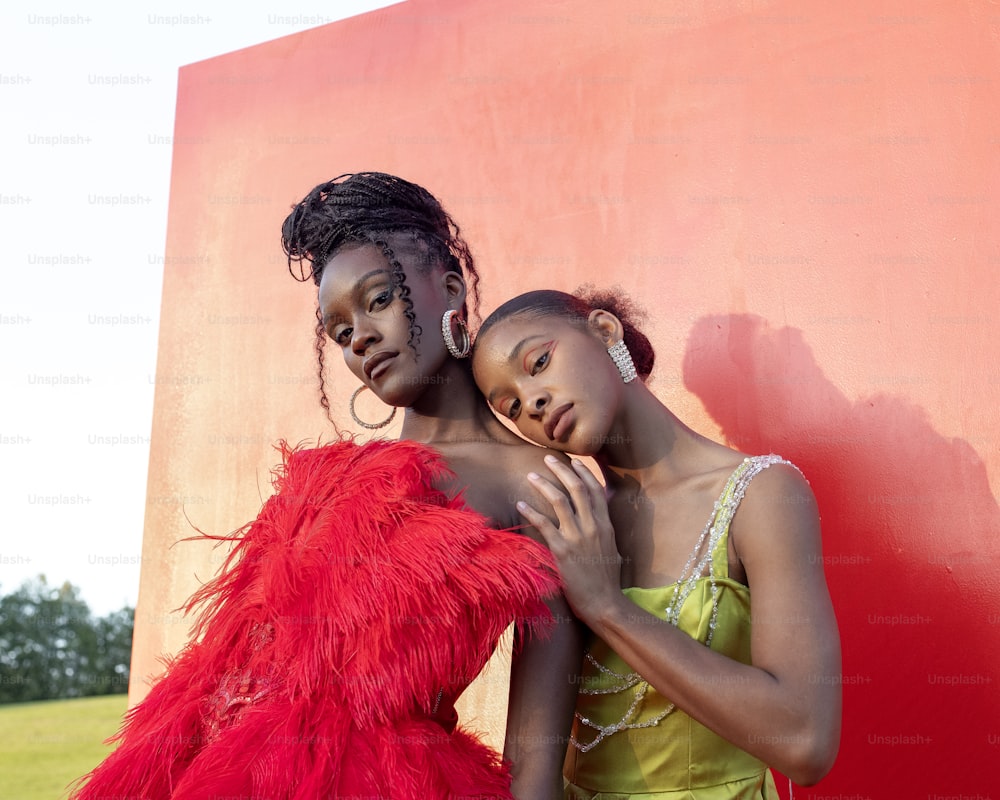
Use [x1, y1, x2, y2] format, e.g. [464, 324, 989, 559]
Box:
[369, 289, 392, 312]
[531, 351, 549, 374]
[504, 342, 554, 419]
[329, 285, 395, 345]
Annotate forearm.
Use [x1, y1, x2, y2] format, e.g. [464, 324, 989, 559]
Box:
[505, 596, 584, 799]
[589, 596, 839, 784]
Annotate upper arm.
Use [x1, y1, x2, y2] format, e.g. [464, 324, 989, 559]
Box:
[499, 448, 584, 796]
[730, 464, 841, 720]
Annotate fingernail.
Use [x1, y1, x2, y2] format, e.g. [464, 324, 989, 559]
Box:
[527, 472, 540, 481]
[516, 501, 527, 511]
[572, 458, 584, 467]
[544, 454, 558, 463]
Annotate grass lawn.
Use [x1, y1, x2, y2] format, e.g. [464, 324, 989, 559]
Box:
[0, 694, 127, 800]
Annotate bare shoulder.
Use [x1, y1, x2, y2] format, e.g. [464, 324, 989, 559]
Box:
[492, 442, 572, 531]
[507, 440, 572, 473]
[743, 459, 816, 510]
[730, 459, 821, 561]
[500, 441, 575, 488]
[437, 439, 568, 531]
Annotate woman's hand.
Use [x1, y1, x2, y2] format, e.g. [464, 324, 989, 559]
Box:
[517, 455, 624, 624]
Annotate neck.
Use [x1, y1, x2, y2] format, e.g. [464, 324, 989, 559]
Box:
[594, 382, 704, 490]
[399, 359, 509, 445]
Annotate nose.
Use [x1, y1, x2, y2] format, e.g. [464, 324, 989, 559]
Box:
[350, 318, 379, 356]
[526, 391, 549, 419]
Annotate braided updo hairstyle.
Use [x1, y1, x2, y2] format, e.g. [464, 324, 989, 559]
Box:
[476, 286, 655, 382]
[281, 172, 481, 418]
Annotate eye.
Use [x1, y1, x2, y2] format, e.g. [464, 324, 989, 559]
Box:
[332, 325, 353, 346]
[530, 351, 549, 375]
[506, 398, 522, 420]
[369, 287, 393, 312]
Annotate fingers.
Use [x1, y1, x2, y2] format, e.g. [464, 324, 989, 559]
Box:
[520, 456, 612, 552]
[540, 455, 610, 529]
[527, 468, 580, 524]
[566, 458, 613, 530]
[515, 500, 561, 550]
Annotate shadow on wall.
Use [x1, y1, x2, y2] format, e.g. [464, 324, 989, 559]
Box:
[681, 313, 999, 796]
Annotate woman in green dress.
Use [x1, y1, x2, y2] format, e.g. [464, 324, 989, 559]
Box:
[472, 289, 842, 798]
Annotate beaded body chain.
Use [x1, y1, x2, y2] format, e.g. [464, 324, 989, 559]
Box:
[571, 455, 796, 752]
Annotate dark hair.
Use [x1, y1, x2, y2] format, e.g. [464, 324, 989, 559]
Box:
[281, 172, 480, 418]
[476, 286, 655, 381]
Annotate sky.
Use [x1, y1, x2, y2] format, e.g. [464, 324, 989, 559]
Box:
[0, 0, 401, 616]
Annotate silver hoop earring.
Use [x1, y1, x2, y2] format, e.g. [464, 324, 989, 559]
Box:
[441, 309, 471, 359]
[607, 340, 637, 383]
[349, 385, 397, 429]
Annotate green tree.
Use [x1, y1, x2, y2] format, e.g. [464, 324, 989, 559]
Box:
[0, 576, 133, 703]
[90, 606, 134, 695]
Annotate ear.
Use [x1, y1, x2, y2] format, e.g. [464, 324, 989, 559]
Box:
[587, 309, 624, 346]
[441, 270, 468, 312]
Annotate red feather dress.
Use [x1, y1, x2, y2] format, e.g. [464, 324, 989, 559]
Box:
[71, 439, 559, 799]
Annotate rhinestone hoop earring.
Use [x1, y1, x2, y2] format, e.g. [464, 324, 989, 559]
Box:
[607, 339, 637, 383]
[349, 385, 397, 429]
[441, 309, 471, 359]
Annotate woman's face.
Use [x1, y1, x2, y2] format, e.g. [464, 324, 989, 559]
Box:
[472, 312, 624, 455]
[318, 239, 462, 408]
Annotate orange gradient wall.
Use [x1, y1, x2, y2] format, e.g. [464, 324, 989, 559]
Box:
[136, 1, 1000, 796]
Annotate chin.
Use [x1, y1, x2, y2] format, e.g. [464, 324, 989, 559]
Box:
[376, 388, 417, 409]
[384, 376, 442, 409]
[530, 428, 598, 457]
[540, 439, 576, 454]
[567, 425, 614, 456]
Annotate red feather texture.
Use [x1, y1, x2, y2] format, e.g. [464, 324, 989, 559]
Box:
[71, 439, 559, 799]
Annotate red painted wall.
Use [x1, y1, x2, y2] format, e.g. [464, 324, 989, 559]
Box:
[138, 1, 1000, 796]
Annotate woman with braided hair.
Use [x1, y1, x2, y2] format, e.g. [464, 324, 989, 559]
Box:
[70, 174, 581, 800]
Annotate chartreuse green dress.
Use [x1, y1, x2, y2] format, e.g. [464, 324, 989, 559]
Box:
[564, 456, 794, 799]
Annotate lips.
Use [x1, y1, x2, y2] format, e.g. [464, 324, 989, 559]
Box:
[363, 351, 396, 380]
[544, 403, 574, 441]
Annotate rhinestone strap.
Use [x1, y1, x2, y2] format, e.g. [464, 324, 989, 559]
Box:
[570, 455, 797, 752]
